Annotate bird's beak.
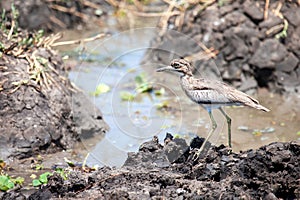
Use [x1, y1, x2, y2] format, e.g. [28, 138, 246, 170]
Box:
[156, 65, 174, 72]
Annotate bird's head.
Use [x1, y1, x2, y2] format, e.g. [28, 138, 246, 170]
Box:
[156, 59, 193, 76]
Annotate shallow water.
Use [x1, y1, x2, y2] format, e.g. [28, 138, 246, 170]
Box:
[62, 24, 300, 167]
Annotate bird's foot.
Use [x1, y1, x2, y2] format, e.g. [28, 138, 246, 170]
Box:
[192, 147, 205, 161]
[192, 149, 201, 161]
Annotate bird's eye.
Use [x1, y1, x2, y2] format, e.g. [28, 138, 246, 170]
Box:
[173, 63, 180, 68]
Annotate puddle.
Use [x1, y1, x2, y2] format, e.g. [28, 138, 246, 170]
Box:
[64, 27, 300, 168]
[68, 27, 177, 167]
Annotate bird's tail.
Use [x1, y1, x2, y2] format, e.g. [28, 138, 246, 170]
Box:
[253, 104, 270, 112]
[244, 95, 270, 112]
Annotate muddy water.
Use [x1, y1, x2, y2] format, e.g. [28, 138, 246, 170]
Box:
[62, 27, 300, 167]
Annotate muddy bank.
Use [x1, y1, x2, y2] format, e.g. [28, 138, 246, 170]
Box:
[0, 0, 110, 32]
[0, 22, 107, 159]
[144, 0, 300, 94]
[3, 136, 298, 199]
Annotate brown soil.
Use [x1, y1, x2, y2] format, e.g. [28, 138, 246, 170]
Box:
[0, 0, 110, 32]
[144, 0, 300, 94]
[0, 1, 299, 199]
[0, 22, 107, 159]
[3, 136, 299, 199]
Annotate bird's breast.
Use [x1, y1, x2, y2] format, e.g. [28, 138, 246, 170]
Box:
[180, 77, 233, 104]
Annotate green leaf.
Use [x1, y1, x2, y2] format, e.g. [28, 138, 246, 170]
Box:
[35, 164, 43, 170]
[154, 88, 165, 96]
[297, 131, 300, 136]
[0, 175, 15, 191]
[39, 172, 52, 184]
[137, 83, 152, 93]
[12, 177, 24, 185]
[135, 73, 152, 93]
[64, 157, 75, 167]
[156, 101, 169, 110]
[55, 168, 69, 180]
[90, 83, 110, 96]
[135, 73, 145, 85]
[30, 174, 37, 179]
[32, 179, 42, 187]
[120, 91, 135, 101]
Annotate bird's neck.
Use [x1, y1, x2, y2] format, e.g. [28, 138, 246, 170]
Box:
[181, 73, 193, 79]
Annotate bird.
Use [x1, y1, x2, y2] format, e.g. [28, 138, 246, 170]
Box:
[156, 59, 270, 156]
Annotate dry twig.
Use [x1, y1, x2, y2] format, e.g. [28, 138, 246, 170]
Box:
[51, 33, 108, 47]
[264, 0, 270, 20]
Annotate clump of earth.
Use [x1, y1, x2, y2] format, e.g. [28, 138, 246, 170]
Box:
[3, 135, 299, 199]
[0, 0, 111, 32]
[0, 20, 107, 160]
[0, 0, 299, 199]
[144, 0, 300, 94]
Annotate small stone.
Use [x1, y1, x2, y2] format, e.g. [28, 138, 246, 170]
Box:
[259, 13, 282, 29]
[223, 29, 249, 61]
[238, 77, 258, 91]
[284, 7, 300, 27]
[264, 192, 279, 200]
[276, 53, 299, 72]
[275, 71, 299, 87]
[249, 39, 288, 69]
[243, 0, 264, 22]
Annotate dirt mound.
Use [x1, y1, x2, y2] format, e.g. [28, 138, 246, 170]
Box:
[0, 20, 107, 159]
[0, 0, 109, 32]
[22, 136, 299, 199]
[144, 0, 300, 94]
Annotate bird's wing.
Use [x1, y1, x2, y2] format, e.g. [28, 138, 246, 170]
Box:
[214, 81, 270, 111]
[190, 78, 269, 111]
[188, 78, 234, 103]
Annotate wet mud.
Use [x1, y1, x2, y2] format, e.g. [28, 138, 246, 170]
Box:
[0, 26, 107, 160]
[0, 0, 110, 32]
[3, 136, 298, 199]
[0, 0, 299, 199]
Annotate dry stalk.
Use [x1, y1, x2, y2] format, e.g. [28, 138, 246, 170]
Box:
[49, 4, 90, 21]
[80, 0, 102, 10]
[268, 1, 288, 39]
[51, 33, 107, 47]
[184, 47, 218, 63]
[49, 15, 67, 29]
[265, 24, 284, 35]
[7, 19, 15, 40]
[264, 0, 270, 20]
[159, 1, 181, 36]
[105, 0, 119, 8]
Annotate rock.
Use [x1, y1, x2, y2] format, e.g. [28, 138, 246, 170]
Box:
[287, 27, 300, 58]
[223, 29, 249, 61]
[259, 13, 282, 29]
[124, 136, 168, 168]
[28, 188, 52, 200]
[276, 53, 299, 72]
[72, 92, 108, 140]
[144, 0, 300, 95]
[249, 39, 288, 69]
[242, 0, 264, 22]
[164, 138, 189, 163]
[275, 71, 299, 87]
[238, 76, 258, 91]
[283, 7, 300, 27]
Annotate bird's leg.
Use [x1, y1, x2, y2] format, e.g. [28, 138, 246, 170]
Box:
[219, 107, 232, 148]
[194, 110, 217, 159]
